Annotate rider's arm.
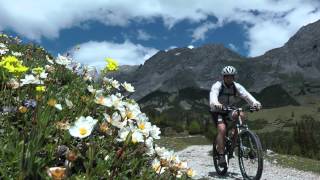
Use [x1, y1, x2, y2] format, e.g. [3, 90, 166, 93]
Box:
[234, 82, 261, 107]
[209, 81, 222, 109]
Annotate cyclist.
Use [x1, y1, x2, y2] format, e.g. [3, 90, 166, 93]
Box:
[209, 65, 261, 167]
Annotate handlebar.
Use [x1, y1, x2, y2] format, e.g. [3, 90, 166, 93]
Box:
[210, 106, 260, 113]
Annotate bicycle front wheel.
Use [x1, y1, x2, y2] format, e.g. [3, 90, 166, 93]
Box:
[212, 142, 228, 175]
[238, 130, 263, 180]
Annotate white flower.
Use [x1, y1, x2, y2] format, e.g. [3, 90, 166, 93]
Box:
[65, 98, 73, 109]
[111, 79, 120, 89]
[155, 146, 167, 157]
[162, 150, 176, 162]
[109, 94, 125, 112]
[39, 71, 48, 79]
[104, 112, 126, 129]
[137, 120, 152, 137]
[102, 77, 111, 83]
[20, 74, 42, 86]
[150, 125, 161, 139]
[176, 171, 183, 178]
[122, 82, 135, 92]
[95, 89, 104, 97]
[124, 103, 141, 120]
[55, 54, 71, 66]
[136, 112, 148, 122]
[145, 137, 155, 156]
[83, 73, 93, 82]
[117, 126, 130, 142]
[0, 43, 6, 48]
[115, 93, 123, 98]
[69, 116, 98, 138]
[104, 155, 110, 161]
[11, 51, 23, 57]
[152, 158, 166, 174]
[55, 104, 62, 111]
[95, 96, 112, 107]
[131, 130, 144, 144]
[87, 85, 96, 94]
[0, 48, 9, 55]
[46, 55, 54, 64]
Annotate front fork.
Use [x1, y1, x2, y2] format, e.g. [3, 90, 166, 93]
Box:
[236, 113, 250, 158]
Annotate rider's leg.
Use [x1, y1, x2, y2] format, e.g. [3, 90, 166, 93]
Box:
[231, 111, 245, 147]
[216, 118, 227, 154]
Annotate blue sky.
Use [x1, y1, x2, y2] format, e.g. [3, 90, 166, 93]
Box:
[1, 0, 320, 68]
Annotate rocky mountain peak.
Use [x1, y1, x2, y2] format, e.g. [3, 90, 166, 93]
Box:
[112, 19, 320, 101]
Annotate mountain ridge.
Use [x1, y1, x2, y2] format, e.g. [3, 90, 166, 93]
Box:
[111, 19, 320, 103]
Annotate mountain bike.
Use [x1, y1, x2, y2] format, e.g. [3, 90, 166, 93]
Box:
[211, 106, 263, 180]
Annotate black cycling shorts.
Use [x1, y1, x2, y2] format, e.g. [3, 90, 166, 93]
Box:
[210, 111, 235, 126]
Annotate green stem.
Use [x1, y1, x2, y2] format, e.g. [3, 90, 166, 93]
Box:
[87, 142, 95, 179]
[19, 133, 27, 180]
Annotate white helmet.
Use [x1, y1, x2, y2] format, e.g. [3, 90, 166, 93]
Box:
[221, 66, 237, 75]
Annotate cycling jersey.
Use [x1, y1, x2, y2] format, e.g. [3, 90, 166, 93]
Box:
[209, 81, 260, 111]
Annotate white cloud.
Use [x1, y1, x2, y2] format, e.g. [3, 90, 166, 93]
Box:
[70, 41, 158, 68]
[228, 43, 238, 52]
[137, 30, 153, 41]
[191, 22, 219, 42]
[1, 0, 320, 56]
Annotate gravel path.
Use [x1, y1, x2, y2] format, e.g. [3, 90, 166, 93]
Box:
[177, 145, 320, 180]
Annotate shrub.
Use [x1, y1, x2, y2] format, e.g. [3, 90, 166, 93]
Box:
[188, 120, 201, 134]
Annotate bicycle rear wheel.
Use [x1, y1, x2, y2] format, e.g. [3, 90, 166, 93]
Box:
[212, 142, 228, 175]
[238, 130, 263, 180]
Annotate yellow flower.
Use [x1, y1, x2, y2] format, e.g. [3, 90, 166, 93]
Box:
[0, 56, 28, 75]
[47, 98, 57, 106]
[79, 127, 87, 135]
[32, 67, 44, 74]
[35, 85, 46, 92]
[18, 106, 28, 113]
[47, 167, 66, 180]
[187, 168, 195, 177]
[138, 123, 145, 130]
[103, 57, 118, 72]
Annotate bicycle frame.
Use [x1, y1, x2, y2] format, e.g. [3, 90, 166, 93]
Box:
[212, 106, 263, 179]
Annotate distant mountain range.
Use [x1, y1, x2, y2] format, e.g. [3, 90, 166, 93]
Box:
[109, 19, 320, 135]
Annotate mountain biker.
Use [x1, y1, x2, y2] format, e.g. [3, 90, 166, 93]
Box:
[209, 65, 262, 167]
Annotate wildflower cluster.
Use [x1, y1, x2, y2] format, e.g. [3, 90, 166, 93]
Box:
[0, 34, 194, 179]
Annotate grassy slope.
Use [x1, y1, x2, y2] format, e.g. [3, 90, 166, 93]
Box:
[155, 135, 211, 151]
[266, 153, 320, 174]
[246, 102, 320, 133]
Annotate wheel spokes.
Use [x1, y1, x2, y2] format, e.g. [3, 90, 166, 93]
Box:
[239, 132, 261, 179]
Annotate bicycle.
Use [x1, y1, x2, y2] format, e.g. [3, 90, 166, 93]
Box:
[211, 106, 263, 180]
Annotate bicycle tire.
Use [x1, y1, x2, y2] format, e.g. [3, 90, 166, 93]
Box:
[238, 130, 263, 180]
[212, 142, 228, 175]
